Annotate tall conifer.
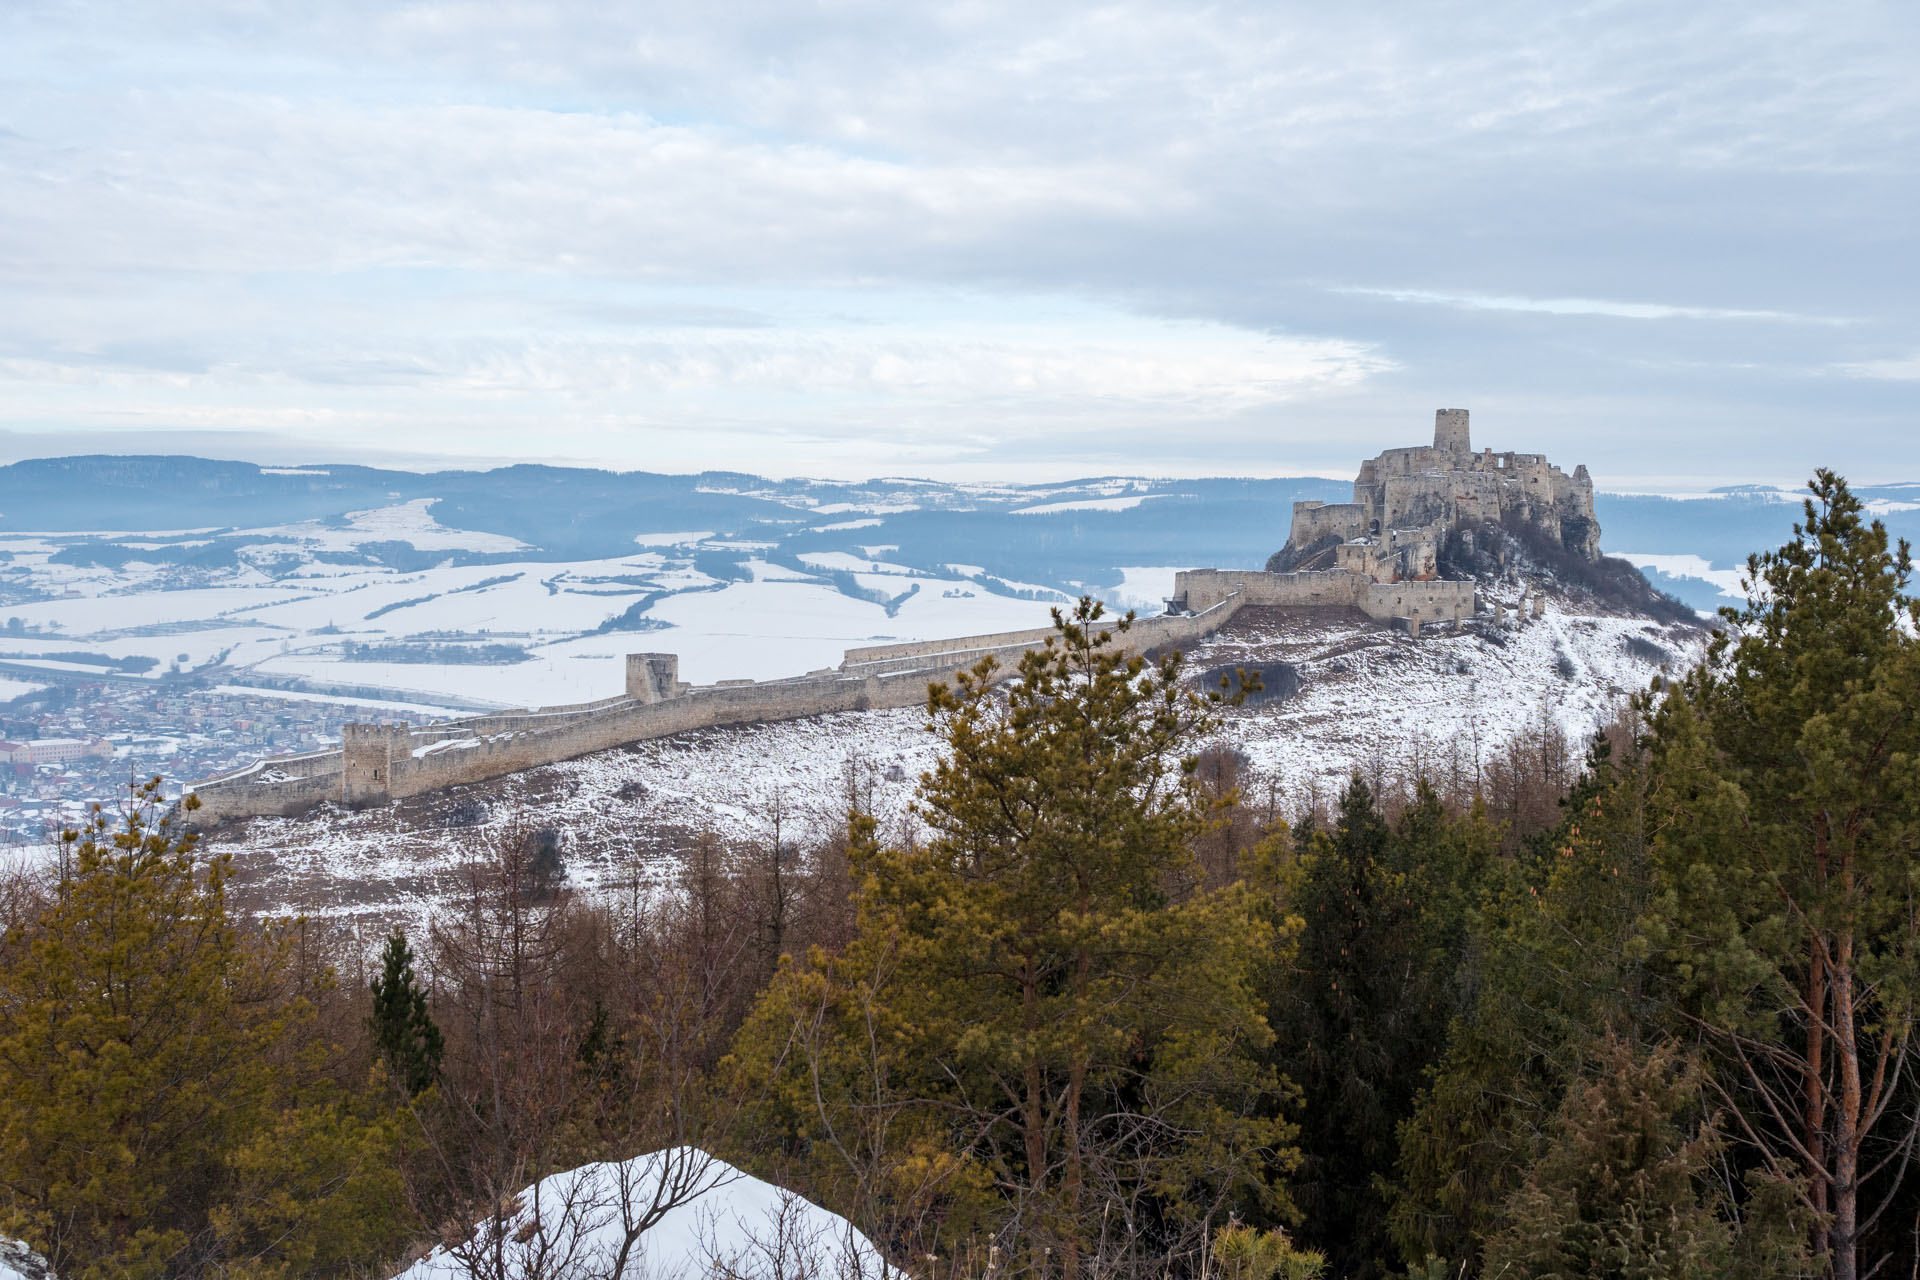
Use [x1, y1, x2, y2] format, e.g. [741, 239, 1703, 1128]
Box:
[1275, 779, 1476, 1279]
[1641, 471, 1920, 1279]
[0, 782, 411, 1278]
[727, 599, 1292, 1277]
[369, 927, 444, 1096]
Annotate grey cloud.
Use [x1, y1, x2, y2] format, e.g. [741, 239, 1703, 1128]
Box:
[0, 0, 1914, 484]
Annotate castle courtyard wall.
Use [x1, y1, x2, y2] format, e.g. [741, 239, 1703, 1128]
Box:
[1361, 579, 1475, 623]
[1175, 568, 1366, 613]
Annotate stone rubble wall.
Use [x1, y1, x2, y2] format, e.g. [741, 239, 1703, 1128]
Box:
[1176, 567, 1367, 613]
[1173, 567, 1474, 626]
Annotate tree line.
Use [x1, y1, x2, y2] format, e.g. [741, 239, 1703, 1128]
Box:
[0, 471, 1914, 1280]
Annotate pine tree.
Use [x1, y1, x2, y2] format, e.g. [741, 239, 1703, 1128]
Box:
[1482, 1035, 1813, 1280]
[369, 927, 443, 1096]
[726, 599, 1293, 1276]
[1639, 471, 1920, 1280]
[0, 781, 413, 1279]
[0, 785, 274, 1277]
[1212, 1221, 1326, 1280]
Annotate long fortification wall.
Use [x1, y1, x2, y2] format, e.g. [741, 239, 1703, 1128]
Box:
[190, 597, 1252, 823]
[188, 544, 1486, 823]
[1176, 568, 1366, 613]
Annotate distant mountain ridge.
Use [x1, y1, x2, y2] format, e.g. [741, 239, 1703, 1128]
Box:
[1, 454, 1908, 614]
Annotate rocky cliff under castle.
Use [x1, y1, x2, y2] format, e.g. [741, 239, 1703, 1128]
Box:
[1268, 408, 1600, 582]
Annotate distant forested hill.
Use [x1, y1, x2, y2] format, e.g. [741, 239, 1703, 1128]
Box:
[3, 454, 1909, 613]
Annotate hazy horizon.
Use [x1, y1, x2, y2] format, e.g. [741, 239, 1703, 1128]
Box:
[0, 430, 1888, 498]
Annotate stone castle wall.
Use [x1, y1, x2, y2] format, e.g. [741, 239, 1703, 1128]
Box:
[189, 599, 1251, 822]
[1361, 578, 1477, 623]
[1288, 500, 1372, 545]
[1173, 568, 1474, 625]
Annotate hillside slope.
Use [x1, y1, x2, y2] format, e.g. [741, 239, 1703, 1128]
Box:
[213, 584, 1701, 932]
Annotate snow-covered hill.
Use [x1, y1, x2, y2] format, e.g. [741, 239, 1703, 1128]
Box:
[213, 588, 1702, 934]
[394, 1148, 888, 1280]
[0, 450, 1813, 834]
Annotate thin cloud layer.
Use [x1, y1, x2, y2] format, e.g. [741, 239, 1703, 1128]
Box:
[0, 1, 1914, 483]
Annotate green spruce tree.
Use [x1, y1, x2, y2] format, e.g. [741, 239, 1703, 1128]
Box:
[369, 927, 443, 1096]
[1272, 779, 1484, 1279]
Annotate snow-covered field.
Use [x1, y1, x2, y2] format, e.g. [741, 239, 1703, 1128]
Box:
[213, 590, 1703, 937]
[1615, 552, 1747, 603]
[0, 453, 1824, 727]
[0, 499, 1070, 712]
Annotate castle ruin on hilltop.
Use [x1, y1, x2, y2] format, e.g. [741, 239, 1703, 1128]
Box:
[1168, 408, 1598, 623]
[191, 408, 1593, 821]
[1277, 408, 1600, 580]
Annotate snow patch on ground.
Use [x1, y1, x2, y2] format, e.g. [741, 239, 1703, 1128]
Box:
[0, 677, 49, 702]
[1104, 566, 1187, 612]
[394, 1149, 887, 1280]
[243, 500, 528, 554]
[341, 500, 529, 552]
[0, 1236, 53, 1280]
[633, 531, 716, 546]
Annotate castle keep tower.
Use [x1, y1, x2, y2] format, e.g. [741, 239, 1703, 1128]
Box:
[1433, 408, 1471, 455]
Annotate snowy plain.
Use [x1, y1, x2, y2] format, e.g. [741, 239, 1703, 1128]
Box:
[0, 457, 1822, 863]
[0, 500, 1071, 711]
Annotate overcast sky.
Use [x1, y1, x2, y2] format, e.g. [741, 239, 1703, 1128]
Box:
[2, 2, 1915, 488]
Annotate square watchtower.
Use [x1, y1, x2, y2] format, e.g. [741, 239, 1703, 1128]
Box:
[626, 653, 686, 703]
[1434, 408, 1471, 455]
[341, 723, 412, 808]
